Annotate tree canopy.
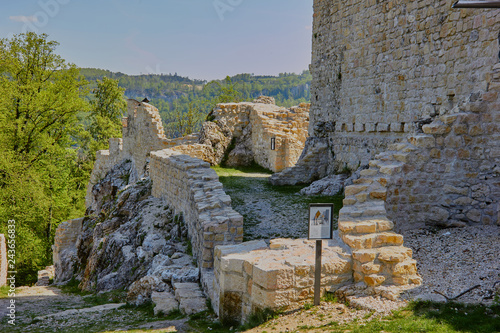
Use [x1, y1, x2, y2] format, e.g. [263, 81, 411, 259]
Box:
[0, 33, 125, 284]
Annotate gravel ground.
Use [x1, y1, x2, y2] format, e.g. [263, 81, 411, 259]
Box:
[0, 286, 189, 333]
[216, 170, 342, 241]
[401, 224, 500, 305]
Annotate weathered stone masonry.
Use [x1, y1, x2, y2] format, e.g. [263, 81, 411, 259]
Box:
[274, 0, 499, 229]
[150, 149, 244, 270]
[309, 0, 500, 170]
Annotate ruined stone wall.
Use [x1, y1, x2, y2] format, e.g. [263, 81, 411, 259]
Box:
[310, 0, 500, 170]
[212, 102, 309, 172]
[85, 100, 199, 208]
[149, 149, 244, 269]
[122, 99, 199, 176]
[85, 138, 124, 208]
[385, 67, 500, 229]
[53, 218, 83, 283]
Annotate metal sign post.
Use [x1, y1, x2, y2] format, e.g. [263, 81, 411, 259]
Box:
[314, 240, 322, 305]
[308, 203, 334, 306]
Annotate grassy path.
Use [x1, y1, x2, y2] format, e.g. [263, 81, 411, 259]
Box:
[212, 165, 343, 241]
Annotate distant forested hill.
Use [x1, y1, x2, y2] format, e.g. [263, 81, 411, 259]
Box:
[80, 68, 312, 137]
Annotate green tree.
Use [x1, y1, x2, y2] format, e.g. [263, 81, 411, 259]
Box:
[0, 32, 88, 284]
[86, 77, 126, 154]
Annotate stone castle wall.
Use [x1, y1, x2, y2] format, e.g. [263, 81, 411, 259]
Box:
[273, 0, 499, 228]
[310, 0, 500, 170]
[385, 68, 500, 229]
[150, 149, 244, 269]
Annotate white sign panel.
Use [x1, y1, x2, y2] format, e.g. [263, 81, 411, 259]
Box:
[308, 203, 334, 240]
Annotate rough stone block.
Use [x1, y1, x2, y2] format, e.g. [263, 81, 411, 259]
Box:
[219, 273, 246, 293]
[352, 250, 377, 263]
[251, 284, 294, 309]
[409, 135, 436, 148]
[220, 257, 244, 274]
[392, 260, 418, 276]
[152, 291, 179, 315]
[364, 274, 386, 286]
[253, 261, 294, 290]
[422, 120, 451, 135]
[361, 263, 382, 275]
[377, 246, 412, 263]
[179, 297, 208, 315]
[344, 185, 369, 196]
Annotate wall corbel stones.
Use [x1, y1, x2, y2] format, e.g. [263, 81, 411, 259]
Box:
[149, 149, 244, 270]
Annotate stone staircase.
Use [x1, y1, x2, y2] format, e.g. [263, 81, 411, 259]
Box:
[152, 282, 207, 316]
[338, 141, 422, 289]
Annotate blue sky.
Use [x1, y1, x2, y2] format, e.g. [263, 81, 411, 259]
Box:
[1, 0, 313, 80]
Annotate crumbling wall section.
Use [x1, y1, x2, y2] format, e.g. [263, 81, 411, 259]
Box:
[149, 149, 244, 269]
[53, 218, 83, 283]
[85, 138, 124, 208]
[386, 66, 500, 229]
[214, 238, 352, 324]
[123, 99, 199, 176]
[211, 101, 310, 172]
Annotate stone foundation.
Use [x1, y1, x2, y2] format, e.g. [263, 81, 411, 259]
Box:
[214, 238, 352, 324]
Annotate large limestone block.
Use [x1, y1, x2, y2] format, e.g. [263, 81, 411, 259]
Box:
[219, 272, 246, 293]
[251, 284, 295, 309]
[215, 240, 268, 260]
[377, 246, 413, 263]
[253, 260, 294, 290]
[180, 297, 208, 315]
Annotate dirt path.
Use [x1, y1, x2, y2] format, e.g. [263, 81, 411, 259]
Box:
[0, 286, 189, 333]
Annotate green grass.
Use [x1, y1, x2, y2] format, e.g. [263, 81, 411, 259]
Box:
[59, 278, 91, 296]
[212, 162, 273, 177]
[322, 301, 500, 333]
[81, 289, 127, 306]
[0, 285, 11, 298]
